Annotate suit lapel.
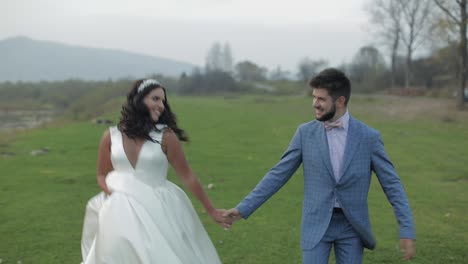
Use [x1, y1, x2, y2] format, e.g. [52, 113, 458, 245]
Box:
[340, 116, 362, 180]
[316, 124, 336, 182]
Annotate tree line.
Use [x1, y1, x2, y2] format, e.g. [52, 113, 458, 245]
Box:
[1, 0, 466, 112]
[196, 1, 468, 109]
[363, 0, 467, 109]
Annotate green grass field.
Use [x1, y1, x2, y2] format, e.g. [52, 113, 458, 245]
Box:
[1, 95, 467, 263]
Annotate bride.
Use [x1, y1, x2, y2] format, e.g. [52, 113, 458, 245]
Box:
[80, 79, 227, 263]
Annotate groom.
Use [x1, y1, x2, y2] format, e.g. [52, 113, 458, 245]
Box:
[224, 68, 415, 263]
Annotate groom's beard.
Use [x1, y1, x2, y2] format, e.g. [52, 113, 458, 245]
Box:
[316, 103, 336, 122]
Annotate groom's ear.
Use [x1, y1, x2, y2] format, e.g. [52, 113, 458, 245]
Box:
[336, 96, 346, 108]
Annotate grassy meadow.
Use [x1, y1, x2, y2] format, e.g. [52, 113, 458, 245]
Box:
[1, 94, 467, 263]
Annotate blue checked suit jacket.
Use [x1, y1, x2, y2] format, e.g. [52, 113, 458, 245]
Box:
[236, 116, 415, 250]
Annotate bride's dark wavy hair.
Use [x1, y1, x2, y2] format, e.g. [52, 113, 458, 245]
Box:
[118, 79, 189, 143]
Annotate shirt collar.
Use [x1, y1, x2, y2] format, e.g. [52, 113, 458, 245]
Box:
[339, 110, 350, 131]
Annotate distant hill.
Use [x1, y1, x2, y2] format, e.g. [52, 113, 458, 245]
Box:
[0, 36, 197, 82]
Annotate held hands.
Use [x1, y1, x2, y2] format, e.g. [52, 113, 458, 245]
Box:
[221, 208, 243, 229]
[400, 238, 415, 261]
[208, 208, 243, 230]
[208, 209, 235, 229]
[223, 208, 242, 221]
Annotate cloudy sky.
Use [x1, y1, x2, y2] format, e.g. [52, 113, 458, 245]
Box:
[2, 0, 371, 72]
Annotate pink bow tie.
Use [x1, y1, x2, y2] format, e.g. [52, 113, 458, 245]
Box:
[324, 120, 344, 130]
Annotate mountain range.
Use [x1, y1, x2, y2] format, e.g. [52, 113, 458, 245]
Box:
[0, 36, 197, 82]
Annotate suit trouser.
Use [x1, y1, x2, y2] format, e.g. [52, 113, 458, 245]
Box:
[302, 209, 363, 264]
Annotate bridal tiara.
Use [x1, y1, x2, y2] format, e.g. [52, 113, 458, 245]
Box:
[137, 79, 161, 93]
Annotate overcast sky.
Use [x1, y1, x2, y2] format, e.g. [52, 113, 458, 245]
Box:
[2, 0, 372, 72]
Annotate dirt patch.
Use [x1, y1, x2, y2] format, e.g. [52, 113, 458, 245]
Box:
[351, 94, 468, 123]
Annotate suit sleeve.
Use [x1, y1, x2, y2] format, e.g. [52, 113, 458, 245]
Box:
[371, 132, 415, 239]
[236, 126, 303, 219]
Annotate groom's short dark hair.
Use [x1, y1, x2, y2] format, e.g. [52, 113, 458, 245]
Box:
[309, 68, 351, 105]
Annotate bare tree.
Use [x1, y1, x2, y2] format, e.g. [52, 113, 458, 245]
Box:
[269, 66, 290, 81]
[297, 57, 328, 83]
[205, 42, 233, 73]
[349, 46, 387, 91]
[235, 60, 267, 82]
[365, 0, 402, 88]
[223, 43, 233, 73]
[434, 0, 467, 110]
[399, 0, 432, 88]
[205, 42, 222, 72]
[398, 0, 433, 88]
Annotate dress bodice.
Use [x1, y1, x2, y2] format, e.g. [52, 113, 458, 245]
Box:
[109, 126, 168, 187]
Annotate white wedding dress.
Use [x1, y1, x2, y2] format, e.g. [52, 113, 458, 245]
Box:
[81, 126, 222, 264]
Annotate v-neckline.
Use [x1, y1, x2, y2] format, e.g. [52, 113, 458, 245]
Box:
[120, 131, 148, 170]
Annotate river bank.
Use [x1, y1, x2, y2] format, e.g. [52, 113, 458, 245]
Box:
[0, 109, 57, 133]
